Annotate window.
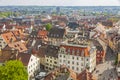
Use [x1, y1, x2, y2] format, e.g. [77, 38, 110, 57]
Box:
[72, 61, 74, 64]
[77, 57, 79, 60]
[68, 61, 70, 64]
[54, 62, 57, 64]
[72, 66, 74, 70]
[3, 42, 5, 44]
[17, 44, 20, 46]
[77, 62, 79, 65]
[46, 67, 48, 69]
[86, 59, 89, 61]
[68, 48, 70, 53]
[81, 58, 83, 61]
[59, 54, 62, 57]
[14, 45, 17, 47]
[72, 56, 74, 59]
[72, 50, 75, 54]
[81, 63, 83, 66]
[20, 47, 23, 50]
[77, 49, 79, 53]
[81, 68, 83, 71]
[76, 67, 79, 71]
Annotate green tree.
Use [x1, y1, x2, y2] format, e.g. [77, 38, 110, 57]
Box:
[45, 23, 52, 31]
[0, 60, 28, 80]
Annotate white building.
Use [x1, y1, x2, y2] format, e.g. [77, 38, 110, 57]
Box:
[58, 43, 96, 73]
[17, 53, 40, 79]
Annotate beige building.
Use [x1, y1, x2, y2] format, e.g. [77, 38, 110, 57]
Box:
[48, 27, 66, 46]
[45, 45, 59, 71]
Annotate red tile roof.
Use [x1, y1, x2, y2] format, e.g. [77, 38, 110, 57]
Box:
[61, 45, 89, 57]
[37, 30, 48, 38]
[77, 69, 96, 80]
[8, 41, 27, 52]
[1, 32, 16, 44]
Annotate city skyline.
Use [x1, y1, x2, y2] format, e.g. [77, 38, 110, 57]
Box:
[0, 0, 120, 6]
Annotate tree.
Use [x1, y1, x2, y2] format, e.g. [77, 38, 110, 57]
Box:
[0, 60, 28, 80]
[45, 23, 52, 31]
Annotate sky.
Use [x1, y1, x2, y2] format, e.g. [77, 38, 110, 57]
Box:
[0, 0, 120, 6]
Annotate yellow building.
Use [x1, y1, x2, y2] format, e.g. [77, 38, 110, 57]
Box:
[45, 45, 59, 71]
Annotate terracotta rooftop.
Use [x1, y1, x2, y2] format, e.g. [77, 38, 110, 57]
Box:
[44, 65, 96, 80]
[8, 41, 27, 53]
[1, 32, 16, 44]
[37, 30, 48, 37]
[61, 45, 89, 57]
[77, 69, 96, 80]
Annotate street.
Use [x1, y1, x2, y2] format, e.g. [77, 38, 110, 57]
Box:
[93, 46, 118, 80]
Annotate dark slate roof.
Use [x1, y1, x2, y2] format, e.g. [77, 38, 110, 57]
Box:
[101, 21, 113, 27]
[92, 40, 103, 51]
[30, 30, 38, 37]
[0, 18, 12, 22]
[68, 22, 79, 29]
[16, 53, 31, 66]
[48, 27, 65, 38]
[45, 45, 59, 58]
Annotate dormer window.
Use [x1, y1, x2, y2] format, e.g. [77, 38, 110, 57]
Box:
[77, 49, 79, 54]
[6, 36, 8, 38]
[20, 47, 23, 50]
[81, 50, 84, 56]
[14, 45, 17, 47]
[17, 44, 20, 46]
[68, 48, 70, 53]
[72, 49, 75, 54]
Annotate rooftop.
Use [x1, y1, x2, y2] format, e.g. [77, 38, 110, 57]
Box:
[45, 45, 60, 58]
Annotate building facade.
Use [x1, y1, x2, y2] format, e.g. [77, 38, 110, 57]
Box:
[58, 43, 96, 73]
[45, 45, 59, 71]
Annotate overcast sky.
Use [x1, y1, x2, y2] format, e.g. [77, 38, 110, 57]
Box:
[0, 0, 120, 6]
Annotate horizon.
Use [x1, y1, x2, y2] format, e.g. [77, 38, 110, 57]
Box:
[0, 0, 120, 6]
